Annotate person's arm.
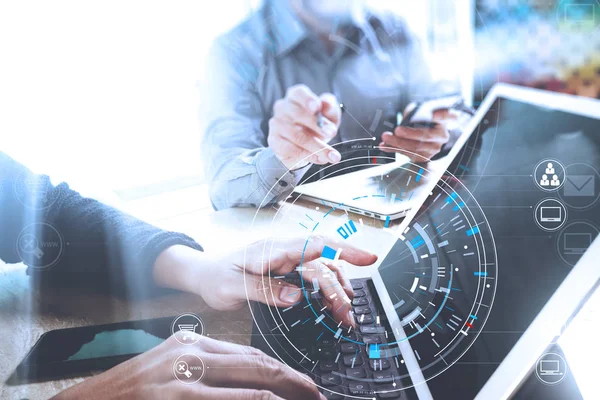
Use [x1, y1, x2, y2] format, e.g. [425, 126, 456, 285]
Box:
[0, 152, 202, 297]
[201, 37, 298, 210]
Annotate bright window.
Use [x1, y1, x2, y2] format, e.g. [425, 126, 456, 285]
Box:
[0, 1, 253, 192]
[1, 0, 469, 195]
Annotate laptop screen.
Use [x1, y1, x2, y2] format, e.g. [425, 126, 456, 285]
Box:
[377, 95, 600, 398]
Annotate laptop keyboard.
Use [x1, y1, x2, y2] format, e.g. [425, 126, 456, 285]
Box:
[282, 277, 411, 400]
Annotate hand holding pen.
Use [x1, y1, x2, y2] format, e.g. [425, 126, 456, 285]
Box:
[267, 84, 342, 170]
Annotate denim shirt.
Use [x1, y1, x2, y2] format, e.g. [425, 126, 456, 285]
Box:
[201, 1, 438, 210]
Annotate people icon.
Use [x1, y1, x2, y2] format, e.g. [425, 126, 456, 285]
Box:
[540, 174, 550, 186]
[551, 174, 560, 186]
[545, 162, 555, 175]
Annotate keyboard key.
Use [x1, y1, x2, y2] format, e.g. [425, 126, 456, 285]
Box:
[353, 306, 371, 314]
[356, 314, 375, 324]
[318, 338, 337, 348]
[345, 367, 367, 379]
[375, 383, 404, 399]
[351, 282, 364, 290]
[353, 290, 366, 298]
[343, 354, 364, 367]
[296, 344, 310, 354]
[322, 386, 345, 399]
[340, 343, 358, 353]
[316, 347, 337, 359]
[296, 342, 313, 360]
[321, 359, 339, 372]
[349, 381, 373, 396]
[362, 336, 382, 345]
[321, 373, 343, 386]
[369, 359, 391, 370]
[360, 326, 385, 334]
[377, 391, 403, 399]
[352, 297, 369, 306]
[372, 371, 393, 382]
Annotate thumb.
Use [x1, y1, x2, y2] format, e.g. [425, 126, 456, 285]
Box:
[245, 276, 304, 308]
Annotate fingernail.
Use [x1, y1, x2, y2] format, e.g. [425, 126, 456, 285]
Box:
[308, 100, 319, 113]
[329, 151, 341, 163]
[347, 311, 356, 327]
[280, 286, 301, 303]
[317, 154, 329, 164]
[325, 125, 337, 136]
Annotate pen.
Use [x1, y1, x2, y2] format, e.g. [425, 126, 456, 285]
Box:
[316, 112, 324, 128]
[317, 101, 346, 128]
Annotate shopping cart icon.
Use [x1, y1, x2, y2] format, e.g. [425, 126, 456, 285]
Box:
[178, 323, 198, 341]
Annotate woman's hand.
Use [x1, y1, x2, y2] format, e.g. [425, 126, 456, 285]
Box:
[153, 237, 377, 327]
[54, 333, 326, 400]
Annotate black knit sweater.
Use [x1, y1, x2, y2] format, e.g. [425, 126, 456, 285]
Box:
[0, 152, 203, 297]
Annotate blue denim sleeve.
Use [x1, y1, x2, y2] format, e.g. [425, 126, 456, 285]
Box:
[200, 37, 300, 210]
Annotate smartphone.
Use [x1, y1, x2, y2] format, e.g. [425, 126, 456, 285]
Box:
[10, 316, 175, 384]
[396, 101, 423, 127]
[396, 95, 465, 128]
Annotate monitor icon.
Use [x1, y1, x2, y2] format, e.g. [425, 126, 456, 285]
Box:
[540, 206, 562, 222]
[535, 352, 568, 385]
[540, 360, 563, 376]
[564, 232, 592, 254]
[534, 199, 567, 232]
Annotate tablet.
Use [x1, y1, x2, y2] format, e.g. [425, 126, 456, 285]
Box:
[370, 84, 600, 398]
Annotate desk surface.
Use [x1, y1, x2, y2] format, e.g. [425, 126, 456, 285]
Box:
[0, 194, 394, 399]
[1, 191, 597, 399]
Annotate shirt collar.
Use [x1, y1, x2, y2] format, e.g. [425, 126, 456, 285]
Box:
[268, 0, 372, 57]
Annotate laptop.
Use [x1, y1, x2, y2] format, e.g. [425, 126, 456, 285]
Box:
[251, 84, 600, 399]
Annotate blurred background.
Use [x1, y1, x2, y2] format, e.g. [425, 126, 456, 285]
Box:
[2, 0, 598, 198]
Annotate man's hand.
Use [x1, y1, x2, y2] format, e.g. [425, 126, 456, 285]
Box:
[379, 104, 451, 162]
[153, 237, 377, 328]
[268, 84, 342, 170]
[54, 334, 326, 400]
[379, 122, 450, 162]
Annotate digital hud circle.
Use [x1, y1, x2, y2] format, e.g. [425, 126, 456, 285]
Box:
[247, 141, 498, 399]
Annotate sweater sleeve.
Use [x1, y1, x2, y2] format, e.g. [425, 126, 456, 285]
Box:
[0, 152, 203, 298]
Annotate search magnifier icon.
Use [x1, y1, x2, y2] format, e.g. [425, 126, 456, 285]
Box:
[176, 361, 192, 378]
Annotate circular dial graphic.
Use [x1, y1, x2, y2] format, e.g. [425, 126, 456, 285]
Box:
[247, 144, 497, 399]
